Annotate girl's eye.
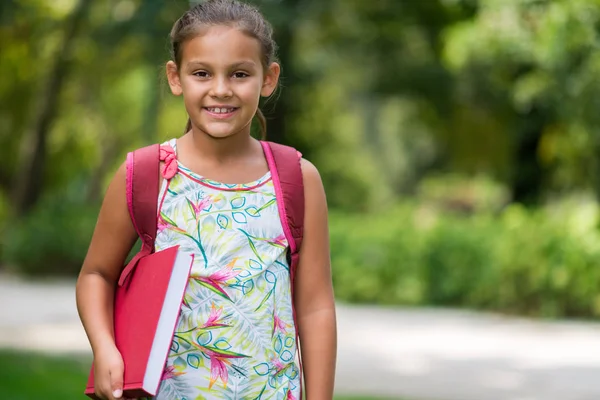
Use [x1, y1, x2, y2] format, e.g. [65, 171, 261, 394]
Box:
[193, 71, 209, 78]
[233, 72, 249, 78]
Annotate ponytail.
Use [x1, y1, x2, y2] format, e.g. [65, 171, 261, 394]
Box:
[255, 108, 267, 140]
[183, 109, 267, 139]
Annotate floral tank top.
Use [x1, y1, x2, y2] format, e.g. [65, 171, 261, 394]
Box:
[152, 139, 300, 400]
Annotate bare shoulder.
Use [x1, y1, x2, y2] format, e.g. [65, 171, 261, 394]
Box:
[300, 158, 327, 218]
[79, 160, 137, 281]
[109, 161, 128, 201]
[300, 158, 325, 192]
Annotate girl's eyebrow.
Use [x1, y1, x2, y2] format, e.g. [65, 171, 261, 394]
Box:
[230, 61, 257, 69]
[186, 60, 257, 69]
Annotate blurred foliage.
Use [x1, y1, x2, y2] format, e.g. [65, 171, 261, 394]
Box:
[3, 179, 99, 276]
[4, 0, 600, 213]
[2, 0, 600, 317]
[331, 195, 600, 319]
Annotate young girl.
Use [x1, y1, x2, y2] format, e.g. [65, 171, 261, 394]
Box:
[75, 1, 337, 399]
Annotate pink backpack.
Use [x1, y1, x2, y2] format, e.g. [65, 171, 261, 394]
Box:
[119, 141, 305, 286]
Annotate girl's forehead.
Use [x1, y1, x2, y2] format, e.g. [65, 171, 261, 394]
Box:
[180, 25, 263, 67]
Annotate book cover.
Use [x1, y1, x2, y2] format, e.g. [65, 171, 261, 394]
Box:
[85, 246, 193, 398]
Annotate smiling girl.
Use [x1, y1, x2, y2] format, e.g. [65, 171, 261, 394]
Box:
[75, 1, 337, 399]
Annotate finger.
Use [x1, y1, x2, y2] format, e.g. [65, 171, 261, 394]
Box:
[109, 364, 124, 400]
[95, 384, 108, 400]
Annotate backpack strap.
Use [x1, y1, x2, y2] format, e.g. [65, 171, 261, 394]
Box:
[260, 141, 305, 397]
[260, 141, 305, 275]
[118, 143, 161, 286]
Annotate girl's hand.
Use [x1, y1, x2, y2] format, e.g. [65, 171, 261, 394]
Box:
[93, 344, 125, 400]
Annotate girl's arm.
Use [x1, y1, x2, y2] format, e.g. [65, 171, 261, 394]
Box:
[295, 159, 337, 400]
[76, 162, 138, 400]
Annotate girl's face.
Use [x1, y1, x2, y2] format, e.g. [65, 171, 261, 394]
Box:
[167, 25, 280, 139]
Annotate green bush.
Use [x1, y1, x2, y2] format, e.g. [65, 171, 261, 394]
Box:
[330, 200, 600, 319]
[330, 205, 425, 305]
[3, 192, 99, 276]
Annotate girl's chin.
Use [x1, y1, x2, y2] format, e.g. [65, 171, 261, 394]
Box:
[191, 120, 252, 139]
[196, 125, 243, 139]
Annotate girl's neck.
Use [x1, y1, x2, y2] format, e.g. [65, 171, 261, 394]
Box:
[183, 126, 259, 164]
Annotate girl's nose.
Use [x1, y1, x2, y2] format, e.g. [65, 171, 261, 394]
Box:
[209, 76, 233, 99]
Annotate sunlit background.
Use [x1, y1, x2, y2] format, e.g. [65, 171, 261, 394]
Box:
[2, 0, 600, 399]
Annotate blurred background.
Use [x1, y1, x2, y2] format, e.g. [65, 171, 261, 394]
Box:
[3, 0, 600, 399]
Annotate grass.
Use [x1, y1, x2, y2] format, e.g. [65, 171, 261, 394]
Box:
[0, 350, 392, 399]
[0, 350, 91, 399]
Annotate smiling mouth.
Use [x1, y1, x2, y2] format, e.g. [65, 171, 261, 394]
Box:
[204, 107, 238, 114]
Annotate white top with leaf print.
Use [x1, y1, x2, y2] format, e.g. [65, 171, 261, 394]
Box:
[152, 139, 300, 400]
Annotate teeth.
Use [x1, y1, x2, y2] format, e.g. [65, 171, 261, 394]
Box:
[208, 107, 235, 114]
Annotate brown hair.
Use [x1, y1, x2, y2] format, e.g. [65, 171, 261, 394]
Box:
[169, 0, 279, 138]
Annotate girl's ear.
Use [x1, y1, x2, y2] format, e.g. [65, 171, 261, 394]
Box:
[166, 61, 183, 96]
[261, 62, 281, 97]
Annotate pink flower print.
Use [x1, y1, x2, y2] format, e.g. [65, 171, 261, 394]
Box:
[208, 356, 231, 389]
[271, 357, 285, 373]
[188, 343, 248, 390]
[286, 388, 296, 400]
[157, 215, 169, 233]
[269, 234, 286, 248]
[187, 196, 212, 220]
[159, 144, 178, 179]
[191, 258, 241, 300]
[161, 365, 184, 381]
[273, 313, 290, 336]
[158, 212, 186, 234]
[209, 258, 241, 282]
[202, 303, 229, 329]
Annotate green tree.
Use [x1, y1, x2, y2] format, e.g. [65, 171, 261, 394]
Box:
[443, 0, 600, 203]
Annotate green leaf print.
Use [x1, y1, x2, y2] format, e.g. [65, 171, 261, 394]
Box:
[174, 356, 187, 370]
[229, 363, 248, 378]
[160, 211, 178, 227]
[244, 206, 260, 217]
[186, 197, 197, 220]
[226, 301, 273, 354]
[284, 337, 295, 348]
[200, 324, 230, 331]
[195, 331, 213, 346]
[238, 229, 264, 263]
[230, 196, 246, 209]
[255, 384, 267, 399]
[200, 344, 249, 359]
[214, 338, 232, 350]
[194, 220, 208, 267]
[262, 379, 293, 400]
[255, 288, 274, 312]
[203, 215, 217, 235]
[232, 212, 248, 224]
[253, 363, 270, 376]
[196, 360, 261, 399]
[247, 239, 263, 263]
[158, 378, 194, 400]
[217, 214, 230, 229]
[213, 193, 226, 209]
[195, 278, 233, 301]
[258, 198, 277, 212]
[187, 354, 202, 369]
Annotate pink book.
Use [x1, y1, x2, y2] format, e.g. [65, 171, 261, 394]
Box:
[85, 246, 193, 399]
